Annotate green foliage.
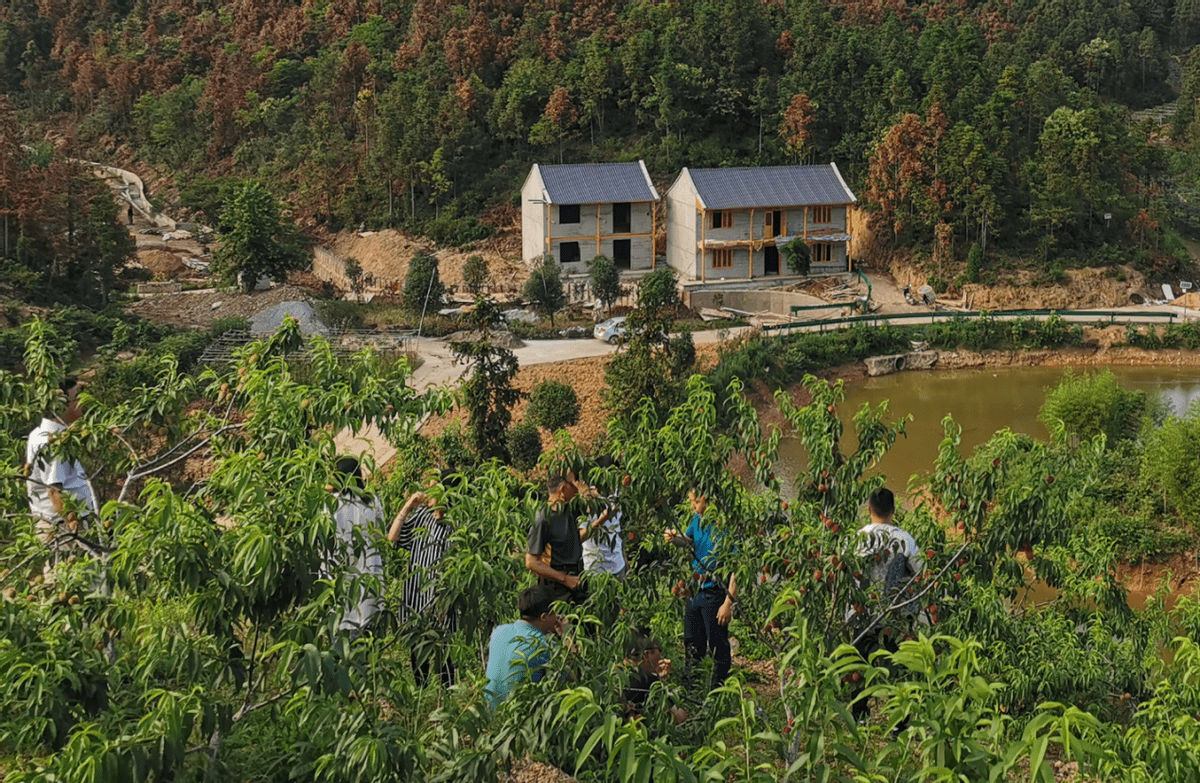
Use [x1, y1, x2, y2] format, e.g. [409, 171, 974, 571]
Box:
[506, 421, 542, 471]
[314, 299, 367, 331]
[522, 255, 567, 327]
[1039, 369, 1149, 444]
[782, 239, 811, 277]
[526, 380, 580, 432]
[462, 255, 489, 296]
[433, 421, 475, 470]
[178, 175, 241, 229]
[449, 296, 521, 461]
[420, 204, 494, 247]
[966, 243, 983, 283]
[212, 181, 307, 291]
[603, 269, 695, 423]
[402, 252, 446, 316]
[586, 255, 622, 315]
[4, 314, 1200, 780]
[1140, 400, 1200, 524]
[0, 318, 452, 782]
[711, 318, 1086, 392]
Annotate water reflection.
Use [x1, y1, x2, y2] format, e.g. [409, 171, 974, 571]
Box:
[775, 366, 1200, 494]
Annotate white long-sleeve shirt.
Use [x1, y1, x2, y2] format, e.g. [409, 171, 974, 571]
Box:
[327, 493, 385, 632]
[26, 418, 98, 521]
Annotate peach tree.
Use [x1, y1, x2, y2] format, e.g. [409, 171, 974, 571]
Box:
[0, 317, 449, 781]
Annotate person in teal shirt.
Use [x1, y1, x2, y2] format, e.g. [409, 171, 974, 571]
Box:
[485, 584, 565, 709]
[663, 490, 737, 689]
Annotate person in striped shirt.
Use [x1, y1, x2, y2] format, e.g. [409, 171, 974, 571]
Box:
[388, 469, 459, 687]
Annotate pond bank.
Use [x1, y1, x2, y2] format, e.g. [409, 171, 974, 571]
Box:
[757, 335, 1200, 606]
[767, 324, 1200, 413]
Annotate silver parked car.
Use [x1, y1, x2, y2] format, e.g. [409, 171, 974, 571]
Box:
[593, 316, 628, 344]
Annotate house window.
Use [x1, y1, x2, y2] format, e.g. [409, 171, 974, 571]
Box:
[810, 205, 832, 224]
[559, 241, 581, 264]
[613, 202, 631, 234]
[812, 243, 833, 263]
[711, 249, 734, 269]
[710, 210, 733, 229]
[559, 204, 580, 224]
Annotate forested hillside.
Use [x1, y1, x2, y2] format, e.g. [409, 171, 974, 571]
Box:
[4, 0, 1200, 268]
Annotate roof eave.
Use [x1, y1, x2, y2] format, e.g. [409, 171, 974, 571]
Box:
[830, 161, 858, 204]
[639, 160, 661, 202]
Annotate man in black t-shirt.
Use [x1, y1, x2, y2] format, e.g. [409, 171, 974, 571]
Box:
[525, 471, 587, 602]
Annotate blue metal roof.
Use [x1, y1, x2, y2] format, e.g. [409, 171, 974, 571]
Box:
[687, 164, 856, 210]
[536, 162, 659, 205]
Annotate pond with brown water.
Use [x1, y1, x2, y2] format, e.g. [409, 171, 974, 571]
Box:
[775, 365, 1200, 610]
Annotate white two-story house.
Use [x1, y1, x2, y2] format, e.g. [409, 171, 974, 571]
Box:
[665, 163, 856, 281]
[521, 161, 660, 273]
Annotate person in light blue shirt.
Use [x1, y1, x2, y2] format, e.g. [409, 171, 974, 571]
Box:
[485, 584, 565, 709]
[664, 490, 737, 689]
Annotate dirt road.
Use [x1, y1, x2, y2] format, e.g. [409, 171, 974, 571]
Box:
[408, 327, 750, 390]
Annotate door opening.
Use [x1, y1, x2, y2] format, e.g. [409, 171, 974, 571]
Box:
[613, 239, 631, 269]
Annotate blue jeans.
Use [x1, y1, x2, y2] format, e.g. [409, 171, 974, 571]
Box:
[684, 587, 731, 689]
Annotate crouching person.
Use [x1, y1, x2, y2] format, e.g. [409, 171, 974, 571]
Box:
[485, 584, 565, 709]
[623, 629, 688, 725]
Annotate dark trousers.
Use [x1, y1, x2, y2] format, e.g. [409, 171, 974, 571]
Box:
[540, 574, 588, 605]
[412, 650, 455, 689]
[684, 587, 731, 689]
[851, 628, 900, 722]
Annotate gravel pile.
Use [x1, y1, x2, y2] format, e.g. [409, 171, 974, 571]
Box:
[250, 300, 328, 335]
[126, 285, 316, 330]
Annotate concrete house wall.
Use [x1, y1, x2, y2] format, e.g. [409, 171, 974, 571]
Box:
[521, 170, 547, 262]
[665, 166, 854, 281]
[521, 162, 659, 273]
[666, 171, 700, 278]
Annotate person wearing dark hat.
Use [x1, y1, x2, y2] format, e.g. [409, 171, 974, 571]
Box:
[623, 629, 688, 725]
[484, 584, 565, 709]
[324, 456, 385, 638]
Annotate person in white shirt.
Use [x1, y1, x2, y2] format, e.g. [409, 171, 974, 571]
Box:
[325, 457, 385, 638]
[26, 379, 99, 562]
[850, 487, 924, 723]
[579, 458, 627, 579]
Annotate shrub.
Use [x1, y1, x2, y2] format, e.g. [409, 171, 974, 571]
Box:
[402, 252, 446, 316]
[421, 206, 493, 247]
[209, 316, 250, 337]
[587, 255, 621, 315]
[783, 238, 811, 276]
[527, 380, 581, 431]
[506, 422, 542, 470]
[315, 299, 366, 330]
[965, 243, 982, 283]
[434, 422, 475, 470]
[523, 255, 567, 327]
[1039, 370, 1148, 444]
[462, 255, 489, 296]
[1141, 402, 1200, 524]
